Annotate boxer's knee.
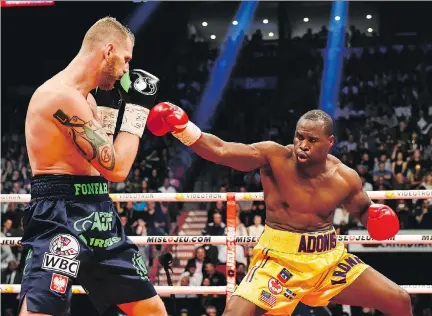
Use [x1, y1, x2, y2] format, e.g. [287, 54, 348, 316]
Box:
[118, 295, 167, 316]
[393, 289, 412, 315]
[383, 289, 412, 316]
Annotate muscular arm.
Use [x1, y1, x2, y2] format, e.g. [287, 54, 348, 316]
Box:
[340, 166, 372, 227]
[52, 92, 138, 182]
[190, 133, 282, 172]
[86, 93, 114, 143]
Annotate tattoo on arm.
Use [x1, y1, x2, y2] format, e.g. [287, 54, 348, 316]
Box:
[53, 109, 115, 171]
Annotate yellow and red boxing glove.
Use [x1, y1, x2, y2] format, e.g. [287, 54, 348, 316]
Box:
[367, 204, 399, 240]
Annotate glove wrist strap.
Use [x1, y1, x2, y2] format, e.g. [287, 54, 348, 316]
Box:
[172, 121, 202, 146]
[119, 103, 150, 138]
[97, 106, 119, 135]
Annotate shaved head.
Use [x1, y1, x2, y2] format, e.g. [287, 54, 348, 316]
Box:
[82, 16, 135, 50]
[294, 110, 335, 165]
[298, 110, 333, 136]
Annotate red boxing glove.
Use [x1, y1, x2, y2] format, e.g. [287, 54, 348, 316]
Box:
[147, 102, 177, 136]
[147, 102, 202, 146]
[367, 204, 400, 240]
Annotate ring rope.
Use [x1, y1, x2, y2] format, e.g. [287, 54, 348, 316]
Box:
[2, 235, 432, 246]
[1, 189, 432, 203]
[0, 285, 431, 295]
[1, 190, 431, 300]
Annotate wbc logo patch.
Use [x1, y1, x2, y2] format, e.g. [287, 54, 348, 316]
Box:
[277, 268, 292, 284]
[42, 234, 81, 277]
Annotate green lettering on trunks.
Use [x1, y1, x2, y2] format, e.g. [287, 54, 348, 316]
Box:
[88, 237, 121, 248]
[73, 183, 108, 195]
[133, 252, 149, 281]
[74, 184, 81, 195]
[74, 212, 113, 232]
[87, 183, 95, 195]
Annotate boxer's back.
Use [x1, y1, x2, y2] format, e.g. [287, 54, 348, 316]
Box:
[25, 75, 99, 177]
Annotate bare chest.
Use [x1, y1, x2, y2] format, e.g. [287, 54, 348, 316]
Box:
[262, 165, 349, 215]
[289, 176, 347, 213]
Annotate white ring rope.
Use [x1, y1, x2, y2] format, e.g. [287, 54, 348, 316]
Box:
[0, 285, 431, 295]
[1, 189, 432, 203]
[1, 190, 431, 297]
[1, 234, 432, 246]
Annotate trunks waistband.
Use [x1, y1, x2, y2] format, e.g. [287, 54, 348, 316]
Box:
[258, 225, 338, 254]
[30, 174, 110, 202]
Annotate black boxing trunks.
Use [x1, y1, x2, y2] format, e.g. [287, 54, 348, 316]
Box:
[18, 175, 157, 315]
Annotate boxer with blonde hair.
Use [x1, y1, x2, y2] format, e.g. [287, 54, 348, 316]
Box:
[19, 17, 167, 316]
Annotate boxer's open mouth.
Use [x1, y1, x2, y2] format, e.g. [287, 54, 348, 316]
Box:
[297, 152, 308, 162]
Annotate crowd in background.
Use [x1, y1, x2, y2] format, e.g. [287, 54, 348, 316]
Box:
[2, 24, 432, 316]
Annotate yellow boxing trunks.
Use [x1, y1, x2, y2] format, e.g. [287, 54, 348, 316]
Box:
[233, 225, 369, 315]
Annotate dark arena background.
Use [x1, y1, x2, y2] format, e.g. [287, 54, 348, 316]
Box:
[1, 1, 432, 315]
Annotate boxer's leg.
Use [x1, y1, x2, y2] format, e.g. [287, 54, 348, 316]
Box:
[17, 201, 75, 316]
[78, 196, 168, 316]
[18, 297, 52, 316]
[222, 296, 267, 316]
[331, 267, 412, 316]
[118, 296, 167, 316]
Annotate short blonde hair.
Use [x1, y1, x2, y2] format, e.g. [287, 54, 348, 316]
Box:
[83, 16, 135, 49]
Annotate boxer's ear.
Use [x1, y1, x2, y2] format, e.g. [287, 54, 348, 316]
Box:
[104, 43, 114, 60]
[328, 135, 335, 148]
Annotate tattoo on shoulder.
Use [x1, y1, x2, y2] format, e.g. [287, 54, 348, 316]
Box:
[53, 109, 115, 171]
